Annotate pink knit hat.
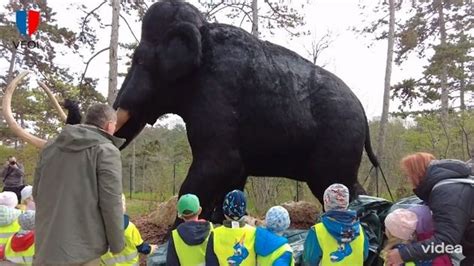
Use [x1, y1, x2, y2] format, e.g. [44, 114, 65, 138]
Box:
[385, 208, 418, 241]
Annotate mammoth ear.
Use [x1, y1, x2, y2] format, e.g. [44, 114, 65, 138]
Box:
[157, 22, 202, 81]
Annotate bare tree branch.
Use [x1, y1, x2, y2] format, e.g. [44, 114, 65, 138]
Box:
[120, 14, 139, 43]
[79, 47, 110, 88]
[303, 30, 335, 66]
[78, 1, 107, 40]
[204, 2, 224, 18]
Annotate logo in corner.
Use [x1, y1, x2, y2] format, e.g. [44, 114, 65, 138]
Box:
[15, 9, 40, 37]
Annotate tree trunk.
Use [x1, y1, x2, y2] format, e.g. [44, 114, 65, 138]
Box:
[369, 0, 395, 195]
[107, 0, 120, 105]
[251, 0, 259, 38]
[460, 61, 466, 111]
[438, 0, 449, 121]
[131, 141, 136, 193]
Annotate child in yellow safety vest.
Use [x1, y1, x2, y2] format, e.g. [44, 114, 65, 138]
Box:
[255, 206, 294, 266]
[167, 193, 213, 266]
[0, 191, 22, 260]
[303, 183, 369, 266]
[4, 210, 35, 265]
[100, 194, 156, 265]
[0, 205, 21, 261]
[382, 208, 420, 266]
[206, 190, 256, 266]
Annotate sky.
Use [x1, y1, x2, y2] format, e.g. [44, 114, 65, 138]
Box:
[2, 0, 431, 127]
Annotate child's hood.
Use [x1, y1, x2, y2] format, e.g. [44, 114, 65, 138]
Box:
[0, 205, 21, 226]
[176, 220, 212, 245]
[321, 210, 361, 242]
[255, 227, 288, 256]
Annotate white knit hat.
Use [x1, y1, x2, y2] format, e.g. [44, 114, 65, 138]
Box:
[0, 191, 19, 208]
[21, 185, 33, 202]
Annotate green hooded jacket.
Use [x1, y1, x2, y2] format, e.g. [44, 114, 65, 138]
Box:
[33, 124, 125, 264]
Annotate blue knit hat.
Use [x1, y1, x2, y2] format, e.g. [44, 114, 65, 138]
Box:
[265, 206, 290, 233]
[223, 190, 247, 221]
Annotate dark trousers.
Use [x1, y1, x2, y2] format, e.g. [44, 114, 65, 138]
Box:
[3, 185, 25, 203]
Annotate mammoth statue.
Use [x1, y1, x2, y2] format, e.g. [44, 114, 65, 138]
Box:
[4, 0, 379, 224]
[113, 0, 379, 222]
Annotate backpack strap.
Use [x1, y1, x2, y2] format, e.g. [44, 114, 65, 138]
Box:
[432, 177, 474, 224]
[432, 177, 474, 192]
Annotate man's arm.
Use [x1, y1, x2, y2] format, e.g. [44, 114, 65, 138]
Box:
[97, 143, 124, 253]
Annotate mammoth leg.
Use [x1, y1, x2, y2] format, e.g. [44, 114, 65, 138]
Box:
[305, 147, 364, 207]
[173, 149, 246, 227]
[352, 181, 367, 198]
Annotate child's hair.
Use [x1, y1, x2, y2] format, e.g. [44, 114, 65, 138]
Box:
[383, 229, 414, 253]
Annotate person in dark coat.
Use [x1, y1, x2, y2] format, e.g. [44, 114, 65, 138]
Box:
[386, 152, 474, 266]
[1, 156, 25, 203]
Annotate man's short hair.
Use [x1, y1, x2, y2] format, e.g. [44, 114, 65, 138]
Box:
[84, 104, 117, 129]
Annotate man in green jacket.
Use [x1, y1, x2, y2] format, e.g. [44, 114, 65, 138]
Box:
[33, 104, 125, 265]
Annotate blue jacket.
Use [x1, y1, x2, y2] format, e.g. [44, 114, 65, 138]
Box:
[303, 210, 369, 265]
[255, 227, 293, 266]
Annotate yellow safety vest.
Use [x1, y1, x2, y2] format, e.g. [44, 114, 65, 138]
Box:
[0, 221, 21, 245]
[172, 222, 213, 266]
[213, 224, 256, 266]
[257, 243, 294, 266]
[4, 233, 35, 265]
[314, 222, 365, 266]
[100, 222, 142, 266]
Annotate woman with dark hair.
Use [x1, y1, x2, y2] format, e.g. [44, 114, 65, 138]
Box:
[1, 156, 25, 203]
[386, 152, 474, 266]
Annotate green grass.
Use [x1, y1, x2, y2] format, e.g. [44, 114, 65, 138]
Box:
[126, 198, 156, 219]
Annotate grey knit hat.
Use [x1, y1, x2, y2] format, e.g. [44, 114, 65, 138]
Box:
[18, 210, 35, 231]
